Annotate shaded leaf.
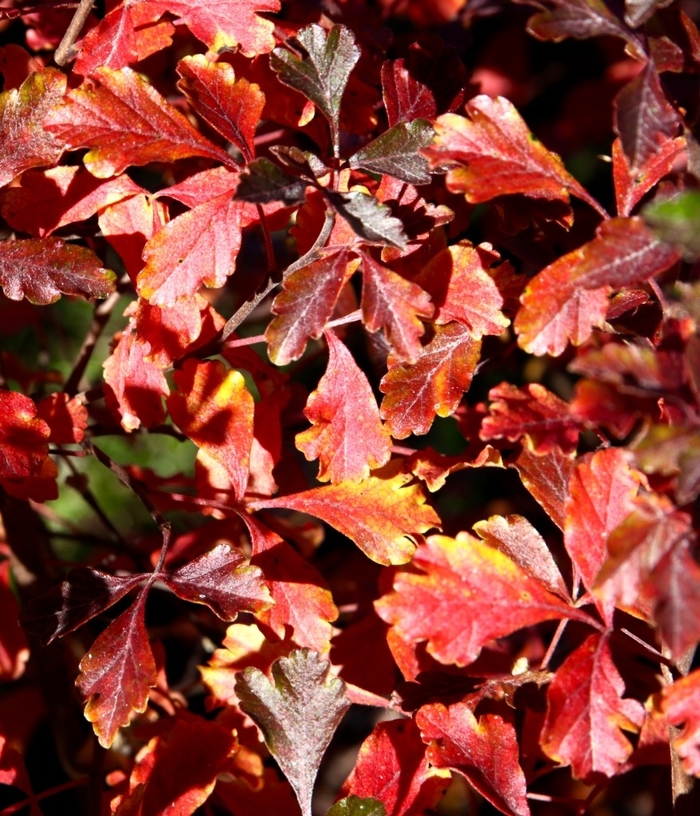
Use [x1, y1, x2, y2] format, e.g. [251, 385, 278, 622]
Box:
[177, 55, 265, 162]
[235, 158, 308, 204]
[339, 718, 450, 816]
[360, 253, 433, 363]
[662, 668, 700, 776]
[0, 735, 38, 816]
[480, 382, 580, 455]
[77, 595, 157, 748]
[0, 67, 65, 188]
[161, 543, 271, 621]
[44, 67, 231, 178]
[614, 61, 680, 175]
[167, 359, 254, 500]
[381, 59, 436, 126]
[540, 633, 645, 780]
[375, 532, 592, 667]
[271, 24, 360, 137]
[515, 217, 680, 356]
[328, 796, 386, 816]
[243, 515, 338, 653]
[424, 95, 603, 216]
[235, 649, 351, 816]
[251, 465, 440, 566]
[350, 120, 434, 185]
[328, 191, 408, 249]
[266, 248, 357, 365]
[417, 702, 530, 816]
[0, 390, 49, 480]
[20, 568, 144, 645]
[380, 322, 481, 438]
[296, 331, 391, 483]
[0, 561, 29, 681]
[650, 540, 700, 662]
[0, 238, 116, 305]
[473, 514, 570, 600]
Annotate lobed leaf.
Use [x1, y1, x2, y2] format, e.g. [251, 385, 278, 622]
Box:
[235, 649, 351, 816]
[350, 120, 435, 185]
[328, 191, 408, 249]
[0, 238, 116, 305]
[235, 157, 308, 204]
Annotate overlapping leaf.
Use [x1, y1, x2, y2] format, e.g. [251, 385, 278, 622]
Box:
[167, 360, 254, 500]
[417, 702, 530, 816]
[423, 95, 603, 215]
[350, 120, 434, 185]
[375, 532, 593, 667]
[44, 67, 231, 178]
[0, 238, 116, 305]
[235, 649, 351, 816]
[77, 595, 157, 748]
[177, 56, 265, 163]
[339, 718, 450, 816]
[612, 135, 686, 217]
[515, 217, 680, 356]
[296, 331, 391, 483]
[330, 192, 408, 249]
[380, 322, 481, 438]
[0, 391, 50, 480]
[251, 466, 439, 565]
[0, 67, 65, 188]
[540, 633, 645, 780]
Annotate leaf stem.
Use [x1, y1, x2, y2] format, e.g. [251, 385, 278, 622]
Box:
[54, 0, 94, 66]
[0, 777, 88, 816]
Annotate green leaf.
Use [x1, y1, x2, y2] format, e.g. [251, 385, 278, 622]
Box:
[271, 24, 360, 150]
[350, 120, 435, 185]
[326, 191, 407, 249]
[235, 157, 308, 204]
[643, 191, 700, 259]
[327, 795, 387, 816]
[234, 649, 350, 816]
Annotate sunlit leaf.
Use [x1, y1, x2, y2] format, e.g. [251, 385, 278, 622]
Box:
[329, 191, 408, 249]
[350, 120, 434, 185]
[0, 390, 50, 480]
[662, 668, 700, 776]
[235, 649, 351, 816]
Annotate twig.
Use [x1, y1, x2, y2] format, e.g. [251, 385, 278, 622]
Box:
[0, 777, 88, 816]
[54, 0, 94, 66]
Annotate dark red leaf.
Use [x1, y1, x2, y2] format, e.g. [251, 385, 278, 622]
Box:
[0, 390, 50, 480]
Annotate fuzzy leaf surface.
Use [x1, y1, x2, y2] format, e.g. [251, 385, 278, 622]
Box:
[77, 595, 157, 748]
[0, 238, 116, 305]
[44, 67, 231, 178]
[417, 702, 530, 816]
[375, 533, 591, 667]
[296, 331, 391, 483]
[251, 467, 440, 566]
[350, 120, 434, 185]
[380, 322, 481, 438]
[515, 217, 680, 356]
[540, 633, 645, 780]
[235, 649, 351, 816]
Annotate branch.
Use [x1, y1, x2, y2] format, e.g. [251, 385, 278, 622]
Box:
[54, 0, 94, 66]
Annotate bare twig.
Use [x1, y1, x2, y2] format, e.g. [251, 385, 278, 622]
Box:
[54, 0, 94, 66]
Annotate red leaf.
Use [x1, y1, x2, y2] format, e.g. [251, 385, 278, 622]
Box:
[424, 95, 603, 216]
[612, 135, 686, 217]
[266, 249, 358, 366]
[244, 515, 338, 653]
[381, 59, 436, 126]
[380, 322, 481, 438]
[296, 331, 391, 483]
[177, 55, 265, 163]
[251, 465, 440, 566]
[36, 393, 88, 444]
[512, 444, 575, 530]
[375, 532, 592, 667]
[103, 317, 169, 431]
[77, 594, 157, 748]
[540, 633, 645, 780]
[473, 514, 570, 600]
[0, 734, 37, 813]
[162, 543, 271, 621]
[0, 238, 116, 305]
[167, 359, 254, 500]
[0, 67, 66, 188]
[114, 714, 236, 816]
[613, 62, 681, 176]
[662, 668, 700, 776]
[515, 217, 680, 356]
[0, 390, 50, 480]
[339, 718, 450, 816]
[146, 0, 281, 54]
[1, 166, 143, 237]
[480, 382, 580, 455]
[44, 67, 231, 178]
[417, 702, 530, 816]
[360, 253, 434, 363]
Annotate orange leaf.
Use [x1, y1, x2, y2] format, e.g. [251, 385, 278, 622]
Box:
[375, 532, 592, 666]
[296, 331, 391, 483]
